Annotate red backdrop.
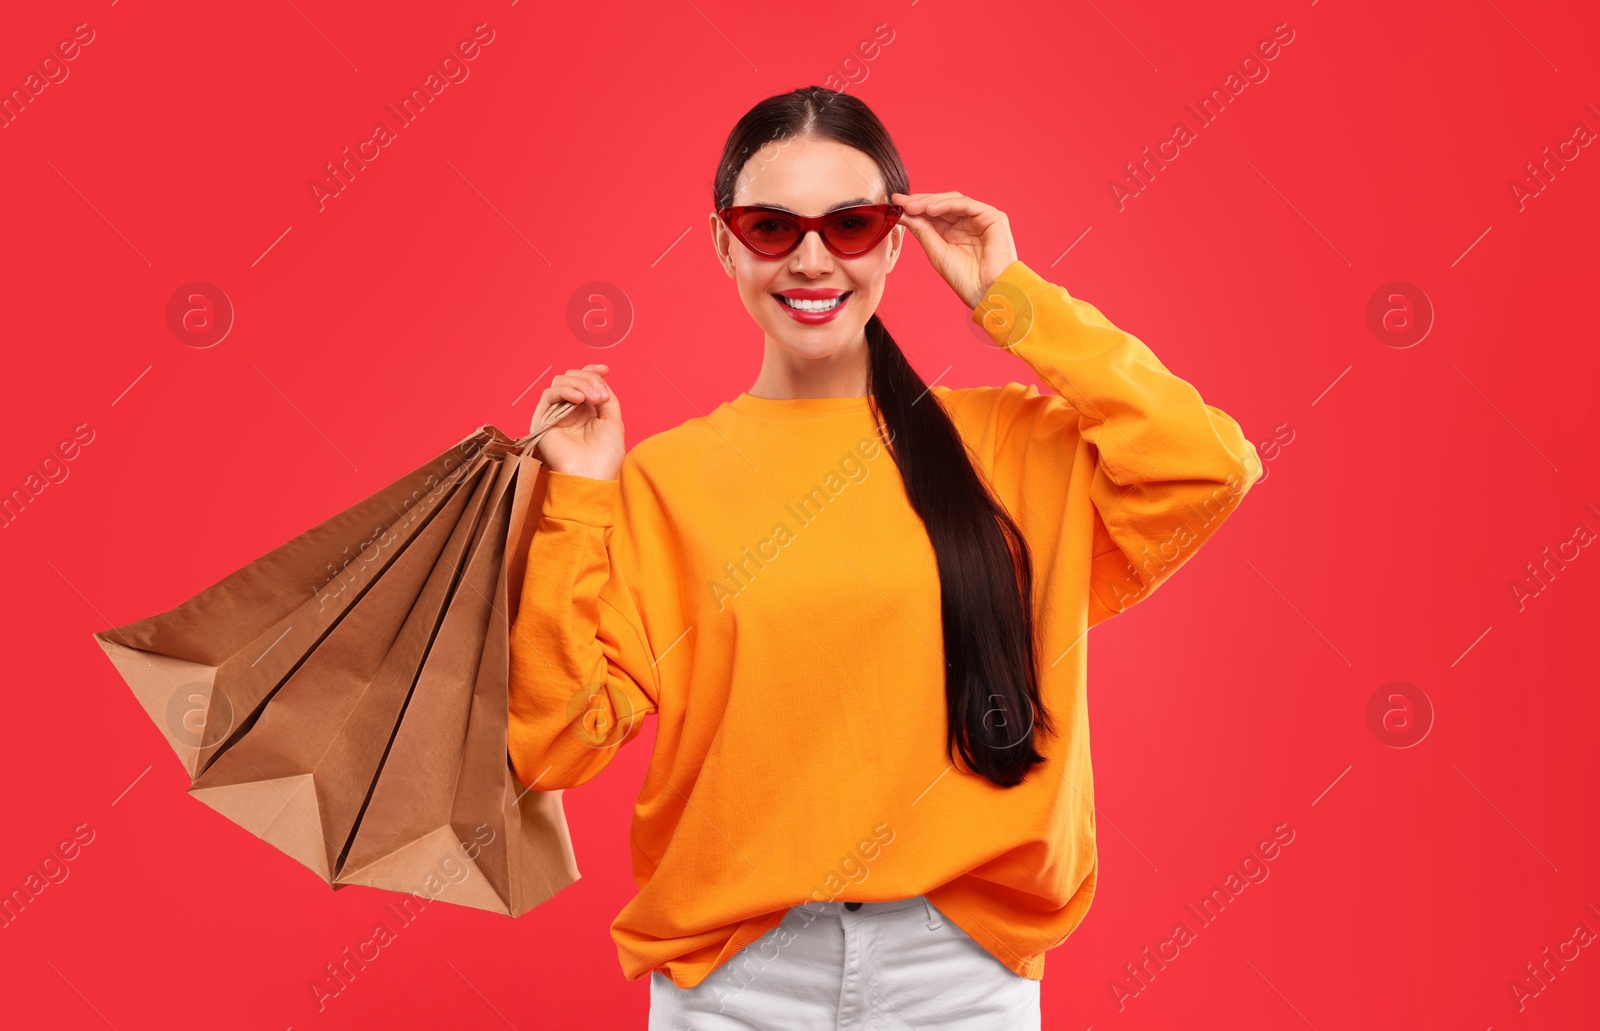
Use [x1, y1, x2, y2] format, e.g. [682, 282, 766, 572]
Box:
[2, 1, 1597, 1028]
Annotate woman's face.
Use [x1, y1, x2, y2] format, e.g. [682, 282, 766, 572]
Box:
[710, 135, 905, 362]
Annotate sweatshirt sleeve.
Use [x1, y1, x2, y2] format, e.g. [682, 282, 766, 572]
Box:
[507, 462, 661, 791]
[968, 259, 1263, 626]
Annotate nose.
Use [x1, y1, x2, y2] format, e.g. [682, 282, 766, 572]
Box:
[789, 228, 833, 276]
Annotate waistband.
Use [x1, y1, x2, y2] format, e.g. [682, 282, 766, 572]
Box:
[805, 895, 928, 916]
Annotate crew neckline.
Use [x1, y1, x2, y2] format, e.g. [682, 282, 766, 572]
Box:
[728, 392, 873, 415]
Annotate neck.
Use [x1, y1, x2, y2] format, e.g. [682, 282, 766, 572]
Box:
[747, 328, 871, 399]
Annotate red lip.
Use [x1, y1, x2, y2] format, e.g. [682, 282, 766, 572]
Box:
[773, 288, 851, 325]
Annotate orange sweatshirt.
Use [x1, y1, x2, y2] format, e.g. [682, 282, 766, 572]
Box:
[508, 258, 1262, 989]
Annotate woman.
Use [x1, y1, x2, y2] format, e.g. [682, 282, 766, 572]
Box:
[508, 86, 1262, 1029]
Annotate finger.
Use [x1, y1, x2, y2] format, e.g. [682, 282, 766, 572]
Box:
[557, 370, 612, 397]
[572, 371, 610, 399]
[897, 214, 949, 256]
[564, 367, 607, 384]
[553, 382, 621, 424]
[917, 193, 982, 214]
[542, 383, 591, 411]
[576, 361, 611, 395]
[900, 203, 979, 237]
[532, 386, 589, 435]
[900, 209, 955, 238]
[924, 195, 989, 217]
[899, 215, 942, 247]
[892, 190, 962, 208]
[591, 385, 623, 421]
[550, 374, 605, 405]
[908, 212, 953, 238]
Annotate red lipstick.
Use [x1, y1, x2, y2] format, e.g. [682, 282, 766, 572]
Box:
[773, 288, 852, 324]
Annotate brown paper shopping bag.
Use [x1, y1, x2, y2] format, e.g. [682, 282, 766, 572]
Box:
[96, 430, 492, 777]
[340, 447, 573, 912]
[184, 456, 496, 884]
[93, 403, 582, 916]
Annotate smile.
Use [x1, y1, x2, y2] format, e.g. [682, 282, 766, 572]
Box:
[773, 291, 852, 324]
[776, 293, 849, 311]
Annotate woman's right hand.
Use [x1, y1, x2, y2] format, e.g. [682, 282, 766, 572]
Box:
[530, 363, 624, 480]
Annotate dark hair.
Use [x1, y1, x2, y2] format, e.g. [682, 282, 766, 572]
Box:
[712, 85, 1055, 788]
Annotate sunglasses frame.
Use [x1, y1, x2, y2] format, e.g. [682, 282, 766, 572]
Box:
[718, 203, 904, 259]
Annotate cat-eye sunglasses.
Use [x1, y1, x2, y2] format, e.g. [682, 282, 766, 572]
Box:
[718, 203, 904, 259]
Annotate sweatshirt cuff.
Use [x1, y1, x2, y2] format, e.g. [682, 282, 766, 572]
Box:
[540, 469, 618, 527]
[970, 259, 1056, 351]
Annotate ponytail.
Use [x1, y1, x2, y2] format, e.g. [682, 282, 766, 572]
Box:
[865, 313, 1054, 786]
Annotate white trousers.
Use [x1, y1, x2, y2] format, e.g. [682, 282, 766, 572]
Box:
[648, 895, 1041, 1030]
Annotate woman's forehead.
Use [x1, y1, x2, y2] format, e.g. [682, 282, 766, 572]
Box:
[733, 137, 884, 207]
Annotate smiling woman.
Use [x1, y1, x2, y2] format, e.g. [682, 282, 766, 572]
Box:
[507, 84, 1261, 1030]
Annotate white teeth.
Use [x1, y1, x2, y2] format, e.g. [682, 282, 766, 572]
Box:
[778, 294, 845, 312]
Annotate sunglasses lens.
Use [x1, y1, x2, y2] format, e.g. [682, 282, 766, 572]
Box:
[727, 206, 895, 257]
[734, 211, 801, 255]
[824, 208, 889, 253]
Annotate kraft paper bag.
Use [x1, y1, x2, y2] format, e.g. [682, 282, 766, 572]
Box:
[185, 457, 496, 884]
[340, 448, 577, 913]
[93, 405, 582, 917]
[95, 429, 495, 778]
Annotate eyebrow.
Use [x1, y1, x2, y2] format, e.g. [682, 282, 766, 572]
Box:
[752, 196, 877, 214]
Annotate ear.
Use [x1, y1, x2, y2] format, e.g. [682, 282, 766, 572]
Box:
[884, 223, 906, 274]
[709, 211, 735, 276]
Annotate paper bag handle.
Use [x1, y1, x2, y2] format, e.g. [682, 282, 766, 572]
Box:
[513, 399, 580, 457]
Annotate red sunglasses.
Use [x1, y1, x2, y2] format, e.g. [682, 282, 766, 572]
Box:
[718, 203, 903, 259]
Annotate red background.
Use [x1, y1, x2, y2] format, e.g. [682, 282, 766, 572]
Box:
[3, 1, 1598, 1027]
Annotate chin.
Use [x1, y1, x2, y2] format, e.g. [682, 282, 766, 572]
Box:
[772, 323, 857, 358]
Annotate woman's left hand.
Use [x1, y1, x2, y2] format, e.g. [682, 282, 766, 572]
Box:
[891, 191, 1020, 310]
